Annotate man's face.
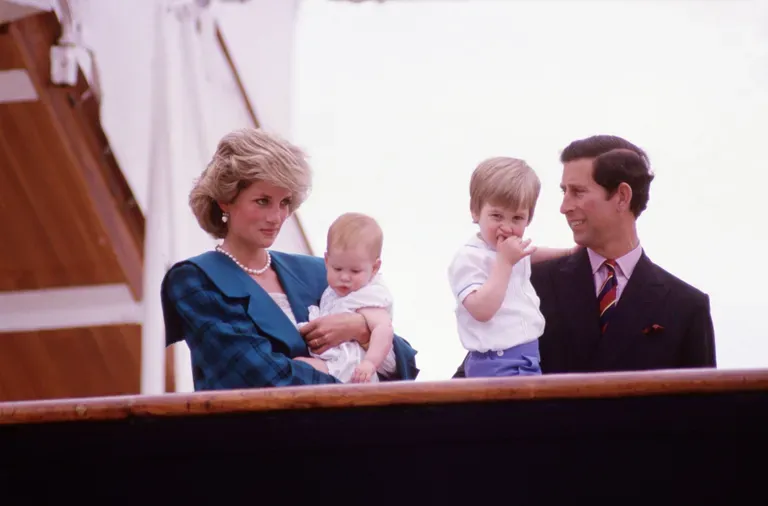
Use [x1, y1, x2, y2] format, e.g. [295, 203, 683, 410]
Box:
[559, 158, 620, 250]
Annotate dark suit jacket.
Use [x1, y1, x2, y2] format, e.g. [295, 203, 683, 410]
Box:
[453, 249, 715, 377]
[162, 250, 419, 390]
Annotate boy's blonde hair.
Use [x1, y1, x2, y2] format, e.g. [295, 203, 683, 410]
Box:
[469, 157, 541, 222]
[326, 212, 383, 259]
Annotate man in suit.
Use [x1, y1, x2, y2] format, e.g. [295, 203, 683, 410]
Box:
[454, 135, 715, 376]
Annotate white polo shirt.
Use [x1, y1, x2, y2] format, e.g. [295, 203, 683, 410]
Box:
[448, 234, 545, 353]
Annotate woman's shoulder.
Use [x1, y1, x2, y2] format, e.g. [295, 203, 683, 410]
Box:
[160, 256, 232, 347]
[165, 251, 221, 278]
[162, 250, 238, 296]
[162, 259, 215, 301]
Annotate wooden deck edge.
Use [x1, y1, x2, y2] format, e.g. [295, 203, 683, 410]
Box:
[1, 368, 767, 425]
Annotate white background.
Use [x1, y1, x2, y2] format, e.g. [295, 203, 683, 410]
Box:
[289, 0, 768, 380]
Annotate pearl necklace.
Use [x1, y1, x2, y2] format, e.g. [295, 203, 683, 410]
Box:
[215, 245, 271, 275]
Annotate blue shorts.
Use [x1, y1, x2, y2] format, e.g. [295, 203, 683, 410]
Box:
[465, 340, 541, 378]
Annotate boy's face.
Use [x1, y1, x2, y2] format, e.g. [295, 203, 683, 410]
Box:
[324, 245, 381, 297]
[472, 203, 530, 249]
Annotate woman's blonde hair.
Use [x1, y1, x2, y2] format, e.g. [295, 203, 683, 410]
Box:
[469, 157, 541, 222]
[189, 127, 311, 239]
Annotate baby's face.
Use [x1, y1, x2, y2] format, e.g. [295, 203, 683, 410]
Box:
[324, 246, 380, 297]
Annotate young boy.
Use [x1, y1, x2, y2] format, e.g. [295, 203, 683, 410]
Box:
[448, 157, 577, 378]
[296, 212, 395, 383]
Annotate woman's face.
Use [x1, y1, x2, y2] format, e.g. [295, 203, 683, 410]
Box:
[219, 180, 293, 249]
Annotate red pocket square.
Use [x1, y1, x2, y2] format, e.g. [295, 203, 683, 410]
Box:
[642, 324, 665, 335]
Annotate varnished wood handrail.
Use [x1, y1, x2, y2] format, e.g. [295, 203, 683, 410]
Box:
[1, 368, 767, 425]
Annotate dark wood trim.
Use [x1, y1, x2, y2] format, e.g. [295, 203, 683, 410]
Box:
[9, 13, 144, 299]
[2, 368, 767, 425]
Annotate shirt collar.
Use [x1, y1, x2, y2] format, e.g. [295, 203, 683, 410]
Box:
[587, 243, 643, 278]
[467, 233, 493, 251]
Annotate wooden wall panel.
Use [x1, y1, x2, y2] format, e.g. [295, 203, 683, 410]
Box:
[0, 325, 140, 401]
[0, 101, 127, 290]
[0, 12, 144, 295]
[0, 13, 149, 402]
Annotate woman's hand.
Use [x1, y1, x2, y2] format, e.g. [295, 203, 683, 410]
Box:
[299, 313, 370, 354]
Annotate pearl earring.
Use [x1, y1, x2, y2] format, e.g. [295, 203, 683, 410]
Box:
[222, 212, 229, 223]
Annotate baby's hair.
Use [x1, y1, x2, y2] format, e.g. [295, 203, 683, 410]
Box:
[327, 212, 383, 259]
[469, 157, 541, 222]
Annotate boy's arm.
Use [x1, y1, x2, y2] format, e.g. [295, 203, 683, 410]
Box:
[461, 260, 514, 322]
[356, 307, 393, 367]
[530, 245, 581, 264]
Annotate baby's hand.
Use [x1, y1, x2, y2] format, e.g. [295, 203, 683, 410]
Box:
[351, 360, 377, 383]
[496, 235, 536, 266]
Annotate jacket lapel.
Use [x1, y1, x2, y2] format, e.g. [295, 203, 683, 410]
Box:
[270, 252, 318, 325]
[556, 249, 603, 370]
[190, 251, 307, 355]
[594, 253, 668, 369]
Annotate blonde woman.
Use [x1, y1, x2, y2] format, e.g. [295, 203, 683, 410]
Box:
[161, 127, 418, 389]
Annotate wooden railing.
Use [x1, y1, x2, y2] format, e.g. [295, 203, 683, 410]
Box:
[1, 367, 767, 424]
[2, 368, 767, 503]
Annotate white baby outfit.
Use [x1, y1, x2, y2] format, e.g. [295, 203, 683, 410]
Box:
[297, 274, 396, 383]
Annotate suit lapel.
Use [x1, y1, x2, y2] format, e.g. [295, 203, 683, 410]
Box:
[555, 249, 603, 369]
[595, 253, 668, 368]
[190, 251, 306, 355]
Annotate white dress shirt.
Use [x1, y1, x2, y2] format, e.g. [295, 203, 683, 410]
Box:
[587, 243, 643, 303]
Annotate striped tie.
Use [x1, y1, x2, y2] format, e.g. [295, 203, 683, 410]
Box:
[598, 259, 618, 333]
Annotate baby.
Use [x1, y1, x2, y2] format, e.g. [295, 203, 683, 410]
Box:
[296, 212, 395, 383]
[448, 157, 576, 378]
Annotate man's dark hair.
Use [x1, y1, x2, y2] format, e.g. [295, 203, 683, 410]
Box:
[560, 135, 654, 217]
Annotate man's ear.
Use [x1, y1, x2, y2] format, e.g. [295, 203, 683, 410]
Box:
[616, 182, 633, 212]
[372, 258, 382, 275]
